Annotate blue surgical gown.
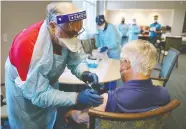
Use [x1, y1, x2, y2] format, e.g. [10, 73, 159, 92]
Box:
[117, 23, 128, 46]
[95, 24, 121, 59]
[127, 24, 141, 41]
[5, 49, 88, 129]
[5, 20, 88, 129]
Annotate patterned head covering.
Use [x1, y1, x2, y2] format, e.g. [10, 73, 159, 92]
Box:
[96, 15, 105, 26]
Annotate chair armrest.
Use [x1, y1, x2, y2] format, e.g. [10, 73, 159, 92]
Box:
[151, 69, 161, 78]
[153, 63, 162, 71]
[88, 99, 181, 121]
[150, 77, 168, 81]
[153, 68, 161, 71]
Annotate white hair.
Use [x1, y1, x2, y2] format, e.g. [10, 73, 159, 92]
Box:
[46, 2, 78, 25]
[121, 39, 157, 76]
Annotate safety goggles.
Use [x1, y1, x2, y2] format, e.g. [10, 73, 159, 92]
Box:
[56, 10, 86, 38]
[58, 24, 85, 38]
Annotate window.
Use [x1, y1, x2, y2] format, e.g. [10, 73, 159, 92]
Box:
[182, 12, 186, 33]
[82, 0, 97, 33]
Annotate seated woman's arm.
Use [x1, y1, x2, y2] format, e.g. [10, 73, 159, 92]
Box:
[65, 93, 108, 124]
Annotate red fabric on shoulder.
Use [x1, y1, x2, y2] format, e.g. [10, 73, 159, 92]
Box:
[9, 21, 43, 81]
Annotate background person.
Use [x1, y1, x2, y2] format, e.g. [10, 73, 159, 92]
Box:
[127, 18, 141, 41]
[95, 15, 121, 59]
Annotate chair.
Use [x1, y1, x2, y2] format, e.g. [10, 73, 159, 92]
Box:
[151, 48, 180, 86]
[1, 84, 9, 128]
[88, 99, 181, 129]
[81, 39, 95, 54]
[180, 38, 186, 53]
[1, 103, 8, 127]
[154, 33, 163, 63]
[164, 36, 182, 51]
[162, 36, 182, 67]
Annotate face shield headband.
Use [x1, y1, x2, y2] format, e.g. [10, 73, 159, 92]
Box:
[56, 10, 87, 24]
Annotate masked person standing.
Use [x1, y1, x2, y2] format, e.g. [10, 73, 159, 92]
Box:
[149, 15, 162, 45]
[5, 2, 103, 129]
[127, 18, 141, 42]
[117, 17, 129, 47]
[95, 15, 121, 59]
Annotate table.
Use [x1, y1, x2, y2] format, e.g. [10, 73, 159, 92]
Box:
[182, 37, 186, 44]
[138, 34, 150, 41]
[58, 59, 121, 85]
[56, 58, 121, 129]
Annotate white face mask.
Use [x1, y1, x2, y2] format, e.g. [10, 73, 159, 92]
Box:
[57, 37, 81, 52]
[154, 20, 158, 23]
[132, 21, 136, 25]
[99, 26, 104, 30]
[98, 24, 105, 31]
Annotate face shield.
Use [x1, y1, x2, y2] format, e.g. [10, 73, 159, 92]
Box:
[55, 10, 86, 52]
[57, 21, 85, 38]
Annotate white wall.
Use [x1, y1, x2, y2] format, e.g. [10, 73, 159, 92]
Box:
[172, 8, 186, 36]
[1, 1, 51, 84]
[106, 9, 174, 26]
[106, 1, 186, 36]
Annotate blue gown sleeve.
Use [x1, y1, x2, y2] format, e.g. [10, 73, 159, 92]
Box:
[133, 26, 141, 34]
[117, 24, 123, 37]
[15, 66, 77, 108]
[67, 51, 89, 79]
[106, 25, 120, 49]
[95, 33, 101, 48]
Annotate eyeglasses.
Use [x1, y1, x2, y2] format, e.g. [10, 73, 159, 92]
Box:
[120, 58, 130, 65]
[57, 24, 85, 38]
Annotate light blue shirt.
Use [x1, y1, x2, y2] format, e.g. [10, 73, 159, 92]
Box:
[149, 22, 161, 37]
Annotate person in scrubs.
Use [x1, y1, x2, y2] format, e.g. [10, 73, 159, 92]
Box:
[5, 2, 103, 129]
[117, 17, 129, 47]
[149, 15, 162, 45]
[95, 15, 121, 59]
[127, 18, 141, 41]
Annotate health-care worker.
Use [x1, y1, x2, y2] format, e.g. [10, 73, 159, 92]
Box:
[149, 15, 162, 45]
[117, 17, 128, 46]
[5, 2, 103, 129]
[95, 15, 121, 59]
[127, 18, 141, 41]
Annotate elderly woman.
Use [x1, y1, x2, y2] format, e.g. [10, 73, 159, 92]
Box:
[65, 39, 170, 124]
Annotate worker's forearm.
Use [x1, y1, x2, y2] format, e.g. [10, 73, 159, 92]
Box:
[31, 87, 77, 108]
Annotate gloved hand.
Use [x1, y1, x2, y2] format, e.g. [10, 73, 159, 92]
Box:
[81, 71, 99, 84]
[77, 89, 103, 106]
[99, 46, 108, 53]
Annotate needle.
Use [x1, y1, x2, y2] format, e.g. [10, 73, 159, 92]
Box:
[87, 82, 94, 90]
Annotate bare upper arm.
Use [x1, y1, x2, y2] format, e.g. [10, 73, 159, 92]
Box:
[93, 93, 108, 111]
[68, 93, 108, 124]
